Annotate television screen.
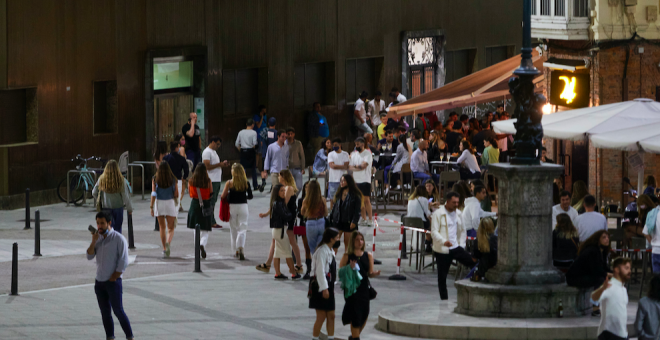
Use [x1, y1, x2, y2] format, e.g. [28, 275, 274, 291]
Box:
[153, 61, 193, 91]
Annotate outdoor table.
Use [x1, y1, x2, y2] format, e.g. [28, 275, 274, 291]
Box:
[430, 161, 458, 173]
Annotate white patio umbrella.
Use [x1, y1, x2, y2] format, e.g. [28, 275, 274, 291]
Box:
[492, 98, 660, 194]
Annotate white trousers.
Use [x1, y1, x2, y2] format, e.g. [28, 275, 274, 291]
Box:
[229, 204, 249, 252]
[193, 229, 210, 247]
[176, 180, 183, 213]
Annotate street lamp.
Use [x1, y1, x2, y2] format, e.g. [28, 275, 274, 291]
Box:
[508, 0, 546, 165]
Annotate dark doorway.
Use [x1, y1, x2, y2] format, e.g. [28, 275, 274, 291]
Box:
[572, 139, 589, 186]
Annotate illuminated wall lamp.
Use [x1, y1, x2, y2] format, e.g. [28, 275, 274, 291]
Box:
[542, 103, 553, 115]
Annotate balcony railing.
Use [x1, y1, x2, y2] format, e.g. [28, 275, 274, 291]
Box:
[531, 0, 590, 40]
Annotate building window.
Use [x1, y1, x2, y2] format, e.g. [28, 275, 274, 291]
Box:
[345, 57, 384, 103]
[445, 49, 477, 84]
[294, 62, 335, 108]
[485, 46, 515, 67]
[407, 37, 437, 98]
[0, 87, 38, 146]
[541, 0, 551, 16]
[574, 0, 589, 17]
[93, 81, 118, 135]
[223, 67, 268, 116]
[555, 0, 566, 16]
[407, 37, 434, 66]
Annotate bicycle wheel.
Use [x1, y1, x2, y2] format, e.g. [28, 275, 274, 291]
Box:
[57, 176, 85, 204]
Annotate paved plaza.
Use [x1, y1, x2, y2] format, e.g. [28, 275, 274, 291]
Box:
[0, 182, 646, 339]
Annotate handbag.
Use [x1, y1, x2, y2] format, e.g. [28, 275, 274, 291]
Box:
[196, 188, 213, 217]
[219, 196, 230, 222]
[293, 217, 307, 235]
[369, 285, 377, 300]
[307, 276, 319, 299]
[95, 191, 104, 212]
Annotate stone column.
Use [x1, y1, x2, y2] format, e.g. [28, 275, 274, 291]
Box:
[485, 163, 565, 285]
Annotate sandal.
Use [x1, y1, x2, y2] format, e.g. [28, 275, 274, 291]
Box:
[274, 274, 288, 280]
[295, 265, 304, 274]
[256, 263, 270, 273]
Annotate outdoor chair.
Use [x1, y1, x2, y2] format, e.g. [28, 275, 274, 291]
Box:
[440, 171, 460, 196]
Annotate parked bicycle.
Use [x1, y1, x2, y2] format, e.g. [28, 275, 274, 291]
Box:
[57, 155, 106, 205]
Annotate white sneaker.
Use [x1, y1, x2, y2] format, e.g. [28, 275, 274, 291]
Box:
[367, 220, 373, 227]
[396, 185, 401, 190]
[384, 187, 389, 195]
[358, 220, 368, 226]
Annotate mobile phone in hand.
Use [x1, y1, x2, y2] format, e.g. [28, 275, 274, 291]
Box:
[88, 225, 97, 234]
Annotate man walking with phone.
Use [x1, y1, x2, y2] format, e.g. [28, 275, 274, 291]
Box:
[87, 212, 134, 340]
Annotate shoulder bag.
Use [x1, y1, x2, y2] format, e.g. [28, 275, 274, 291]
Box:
[219, 196, 230, 222]
[196, 187, 213, 217]
[95, 191, 104, 212]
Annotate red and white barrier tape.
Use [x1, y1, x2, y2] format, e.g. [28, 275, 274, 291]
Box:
[402, 225, 475, 240]
[612, 249, 652, 253]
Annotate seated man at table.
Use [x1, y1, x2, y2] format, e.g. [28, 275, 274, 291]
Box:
[575, 195, 608, 242]
[411, 140, 439, 184]
[376, 129, 397, 170]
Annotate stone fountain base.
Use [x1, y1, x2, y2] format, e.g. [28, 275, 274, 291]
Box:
[454, 280, 592, 318]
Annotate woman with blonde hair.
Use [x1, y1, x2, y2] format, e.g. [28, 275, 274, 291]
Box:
[571, 180, 589, 212]
[221, 163, 253, 260]
[92, 160, 133, 234]
[552, 213, 579, 271]
[279, 169, 304, 273]
[151, 162, 178, 257]
[187, 163, 214, 258]
[339, 230, 381, 339]
[474, 217, 497, 280]
[255, 169, 302, 275]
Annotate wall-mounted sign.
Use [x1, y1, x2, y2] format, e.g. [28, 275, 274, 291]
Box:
[549, 70, 590, 108]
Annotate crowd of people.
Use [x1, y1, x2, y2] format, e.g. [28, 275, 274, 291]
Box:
[84, 100, 660, 340]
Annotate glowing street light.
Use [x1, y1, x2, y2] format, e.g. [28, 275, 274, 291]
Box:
[542, 103, 553, 115]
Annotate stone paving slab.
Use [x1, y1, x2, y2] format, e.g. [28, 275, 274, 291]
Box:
[0, 239, 158, 262]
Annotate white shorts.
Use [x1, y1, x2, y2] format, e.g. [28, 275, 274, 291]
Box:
[155, 199, 177, 217]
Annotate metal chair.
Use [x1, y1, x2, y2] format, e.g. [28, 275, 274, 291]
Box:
[402, 216, 425, 271]
[440, 171, 460, 196]
[401, 164, 415, 197]
[373, 169, 387, 211]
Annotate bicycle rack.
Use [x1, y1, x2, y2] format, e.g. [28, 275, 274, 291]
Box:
[66, 170, 98, 207]
[129, 161, 155, 200]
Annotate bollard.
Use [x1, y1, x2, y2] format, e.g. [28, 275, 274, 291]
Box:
[194, 223, 202, 273]
[24, 188, 31, 230]
[34, 210, 42, 256]
[11, 243, 18, 295]
[127, 214, 135, 250]
[372, 214, 381, 265]
[389, 225, 407, 281]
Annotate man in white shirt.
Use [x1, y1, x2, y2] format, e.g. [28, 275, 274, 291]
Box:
[575, 195, 608, 242]
[431, 191, 476, 300]
[463, 185, 497, 236]
[410, 140, 439, 184]
[354, 91, 373, 134]
[368, 91, 386, 128]
[202, 136, 229, 228]
[327, 138, 349, 200]
[349, 137, 374, 226]
[552, 190, 578, 229]
[591, 257, 631, 340]
[642, 205, 660, 273]
[392, 87, 407, 103]
[235, 118, 259, 188]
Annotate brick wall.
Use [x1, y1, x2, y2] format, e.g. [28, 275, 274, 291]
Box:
[548, 42, 660, 203]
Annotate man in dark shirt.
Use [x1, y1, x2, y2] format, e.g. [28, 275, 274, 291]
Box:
[541, 147, 554, 163]
[307, 102, 329, 153]
[163, 141, 190, 213]
[181, 112, 202, 170]
[472, 121, 497, 154]
[258, 117, 278, 192]
[446, 121, 464, 154]
[377, 129, 397, 169]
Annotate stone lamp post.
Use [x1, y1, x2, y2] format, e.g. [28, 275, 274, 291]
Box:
[453, 0, 591, 318]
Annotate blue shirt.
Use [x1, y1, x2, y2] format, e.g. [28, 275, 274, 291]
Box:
[317, 112, 330, 138]
[313, 149, 328, 173]
[86, 229, 129, 282]
[264, 142, 289, 173]
[253, 114, 268, 140]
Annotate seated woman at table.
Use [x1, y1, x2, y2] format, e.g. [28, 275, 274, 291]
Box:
[627, 194, 657, 247]
[425, 179, 442, 211]
[407, 185, 433, 253]
[552, 213, 580, 272]
[565, 229, 611, 316]
[427, 130, 448, 162]
[480, 137, 499, 170]
[385, 134, 410, 194]
[643, 175, 657, 196]
[456, 140, 481, 180]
